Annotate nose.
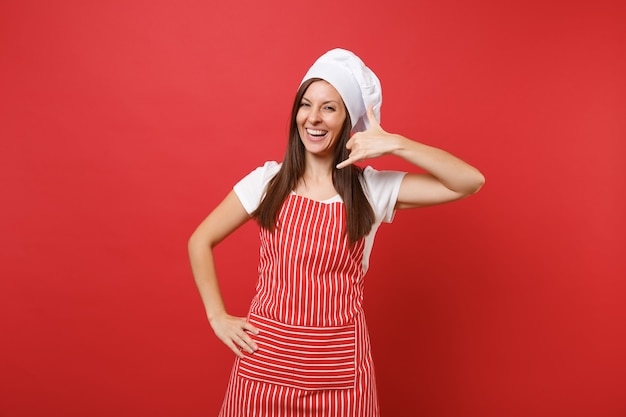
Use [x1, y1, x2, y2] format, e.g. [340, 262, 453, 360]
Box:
[307, 107, 322, 124]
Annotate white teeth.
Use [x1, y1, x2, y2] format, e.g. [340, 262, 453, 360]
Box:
[306, 128, 327, 136]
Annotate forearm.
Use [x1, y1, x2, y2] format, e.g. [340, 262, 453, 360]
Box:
[188, 238, 227, 322]
[390, 134, 485, 194]
[186, 191, 251, 323]
[188, 234, 259, 357]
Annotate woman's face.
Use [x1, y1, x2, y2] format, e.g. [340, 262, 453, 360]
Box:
[296, 80, 347, 158]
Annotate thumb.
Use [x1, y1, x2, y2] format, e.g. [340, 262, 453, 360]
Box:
[344, 135, 355, 150]
[365, 105, 379, 128]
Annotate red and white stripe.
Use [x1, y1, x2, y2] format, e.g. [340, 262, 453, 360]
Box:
[219, 195, 379, 417]
[255, 195, 365, 327]
[238, 313, 356, 390]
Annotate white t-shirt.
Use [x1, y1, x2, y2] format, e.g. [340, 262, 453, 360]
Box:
[233, 161, 406, 273]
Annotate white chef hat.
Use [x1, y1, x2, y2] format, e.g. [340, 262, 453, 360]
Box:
[300, 48, 382, 133]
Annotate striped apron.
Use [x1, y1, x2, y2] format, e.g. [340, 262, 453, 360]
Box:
[219, 194, 380, 417]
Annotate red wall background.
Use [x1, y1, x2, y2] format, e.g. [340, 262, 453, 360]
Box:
[1, 1, 625, 416]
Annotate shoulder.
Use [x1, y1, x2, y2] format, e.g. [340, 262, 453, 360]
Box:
[236, 161, 282, 188]
[233, 161, 282, 214]
[245, 160, 282, 180]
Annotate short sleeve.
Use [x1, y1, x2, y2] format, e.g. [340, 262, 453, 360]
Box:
[233, 161, 282, 214]
[362, 166, 406, 223]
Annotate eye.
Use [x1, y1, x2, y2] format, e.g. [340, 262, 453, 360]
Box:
[323, 105, 336, 111]
[299, 102, 310, 108]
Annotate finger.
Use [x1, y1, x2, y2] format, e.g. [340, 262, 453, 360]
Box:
[239, 331, 259, 351]
[336, 156, 357, 170]
[235, 334, 257, 353]
[225, 339, 245, 359]
[236, 320, 259, 351]
[242, 321, 260, 335]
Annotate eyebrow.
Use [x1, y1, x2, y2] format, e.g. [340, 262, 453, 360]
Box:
[301, 97, 340, 105]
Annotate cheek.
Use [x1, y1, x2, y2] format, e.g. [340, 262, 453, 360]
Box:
[330, 114, 346, 132]
[295, 109, 307, 125]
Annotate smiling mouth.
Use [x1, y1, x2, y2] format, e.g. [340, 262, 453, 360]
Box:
[306, 128, 328, 137]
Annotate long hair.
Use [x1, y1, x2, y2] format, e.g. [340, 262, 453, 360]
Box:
[251, 78, 375, 245]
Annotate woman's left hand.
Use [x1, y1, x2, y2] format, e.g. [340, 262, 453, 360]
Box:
[336, 106, 399, 169]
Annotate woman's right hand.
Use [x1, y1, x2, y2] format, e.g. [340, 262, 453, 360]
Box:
[209, 313, 259, 358]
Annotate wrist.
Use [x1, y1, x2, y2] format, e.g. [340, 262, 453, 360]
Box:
[389, 134, 409, 155]
[207, 308, 227, 323]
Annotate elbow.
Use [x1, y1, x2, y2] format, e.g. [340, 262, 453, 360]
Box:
[188, 228, 218, 256]
[187, 233, 200, 257]
[472, 171, 486, 194]
[462, 170, 485, 197]
[188, 230, 209, 255]
[187, 233, 197, 253]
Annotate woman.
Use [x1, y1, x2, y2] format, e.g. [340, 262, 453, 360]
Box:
[188, 48, 485, 416]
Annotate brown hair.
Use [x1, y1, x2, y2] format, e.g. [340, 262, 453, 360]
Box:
[251, 78, 375, 245]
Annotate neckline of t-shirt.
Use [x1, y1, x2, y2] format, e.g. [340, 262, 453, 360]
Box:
[289, 191, 342, 204]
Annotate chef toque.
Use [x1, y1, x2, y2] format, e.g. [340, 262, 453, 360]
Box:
[300, 48, 382, 133]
